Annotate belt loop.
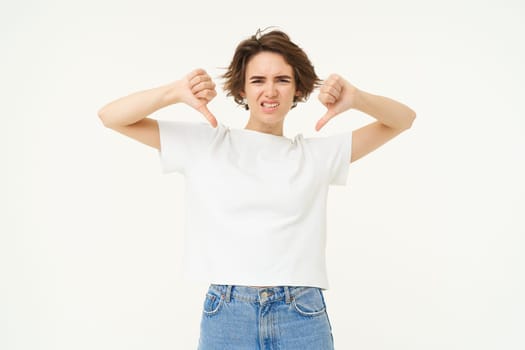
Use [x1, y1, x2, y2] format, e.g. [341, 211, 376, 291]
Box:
[225, 285, 232, 303]
[284, 286, 291, 304]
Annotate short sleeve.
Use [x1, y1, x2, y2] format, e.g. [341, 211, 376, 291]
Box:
[157, 120, 216, 174]
[306, 131, 353, 186]
[329, 131, 352, 185]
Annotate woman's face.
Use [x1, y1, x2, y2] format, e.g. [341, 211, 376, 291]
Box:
[241, 51, 299, 126]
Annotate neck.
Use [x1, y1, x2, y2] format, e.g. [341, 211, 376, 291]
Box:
[244, 119, 284, 137]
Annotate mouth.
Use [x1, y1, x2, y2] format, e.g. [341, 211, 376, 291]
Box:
[261, 101, 280, 110]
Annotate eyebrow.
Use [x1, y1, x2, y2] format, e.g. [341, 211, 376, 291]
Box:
[248, 75, 293, 80]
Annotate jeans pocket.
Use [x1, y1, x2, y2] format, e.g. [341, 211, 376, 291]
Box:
[202, 290, 224, 316]
[291, 288, 327, 317]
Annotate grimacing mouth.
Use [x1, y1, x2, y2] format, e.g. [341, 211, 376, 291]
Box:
[261, 102, 280, 108]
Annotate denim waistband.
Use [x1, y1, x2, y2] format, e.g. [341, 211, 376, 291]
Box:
[209, 284, 321, 304]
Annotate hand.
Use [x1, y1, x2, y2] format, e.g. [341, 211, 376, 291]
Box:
[176, 68, 218, 127]
[315, 74, 358, 131]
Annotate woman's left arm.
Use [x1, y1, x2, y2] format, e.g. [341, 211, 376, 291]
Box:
[317, 74, 416, 163]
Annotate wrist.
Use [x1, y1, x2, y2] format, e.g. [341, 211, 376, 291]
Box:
[352, 88, 368, 112]
[161, 81, 182, 106]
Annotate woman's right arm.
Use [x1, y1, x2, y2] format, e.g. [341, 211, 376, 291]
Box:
[97, 69, 217, 150]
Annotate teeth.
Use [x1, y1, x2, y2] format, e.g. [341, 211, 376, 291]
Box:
[262, 102, 279, 108]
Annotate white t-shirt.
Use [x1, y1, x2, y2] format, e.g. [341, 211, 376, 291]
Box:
[158, 120, 352, 289]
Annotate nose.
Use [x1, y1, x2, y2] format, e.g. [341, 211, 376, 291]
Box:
[264, 82, 277, 98]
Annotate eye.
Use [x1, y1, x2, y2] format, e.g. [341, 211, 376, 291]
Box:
[250, 79, 263, 84]
[278, 78, 291, 83]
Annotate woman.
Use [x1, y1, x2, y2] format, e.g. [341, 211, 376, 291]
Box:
[98, 29, 415, 350]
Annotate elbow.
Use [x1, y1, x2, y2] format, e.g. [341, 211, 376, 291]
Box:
[97, 107, 114, 128]
[97, 107, 107, 124]
[402, 109, 416, 131]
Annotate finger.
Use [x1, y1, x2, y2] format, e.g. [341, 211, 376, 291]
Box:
[320, 84, 341, 98]
[197, 105, 218, 128]
[189, 74, 211, 90]
[318, 92, 337, 106]
[319, 80, 342, 104]
[191, 80, 216, 95]
[315, 110, 337, 131]
[187, 68, 206, 81]
[315, 119, 324, 132]
[186, 68, 206, 87]
[322, 78, 343, 96]
[195, 88, 217, 102]
[325, 74, 343, 90]
[188, 70, 212, 91]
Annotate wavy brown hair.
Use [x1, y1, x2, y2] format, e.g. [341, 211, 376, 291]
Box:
[222, 28, 321, 110]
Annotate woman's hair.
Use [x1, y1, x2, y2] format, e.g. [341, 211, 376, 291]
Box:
[222, 28, 321, 110]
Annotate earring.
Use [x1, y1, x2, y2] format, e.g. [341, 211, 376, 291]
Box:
[242, 98, 249, 110]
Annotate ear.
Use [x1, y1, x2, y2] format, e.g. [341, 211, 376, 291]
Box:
[240, 91, 246, 98]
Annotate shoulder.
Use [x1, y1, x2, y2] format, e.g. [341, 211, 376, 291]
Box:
[302, 130, 353, 146]
[158, 120, 229, 138]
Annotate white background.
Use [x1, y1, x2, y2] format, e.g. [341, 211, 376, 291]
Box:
[2, 0, 524, 349]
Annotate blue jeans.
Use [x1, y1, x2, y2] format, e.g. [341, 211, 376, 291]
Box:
[198, 284, 335, 350]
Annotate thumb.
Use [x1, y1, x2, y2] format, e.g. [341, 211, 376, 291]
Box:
[315, 109, 336, 131]
[197, 104, 218, 128]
